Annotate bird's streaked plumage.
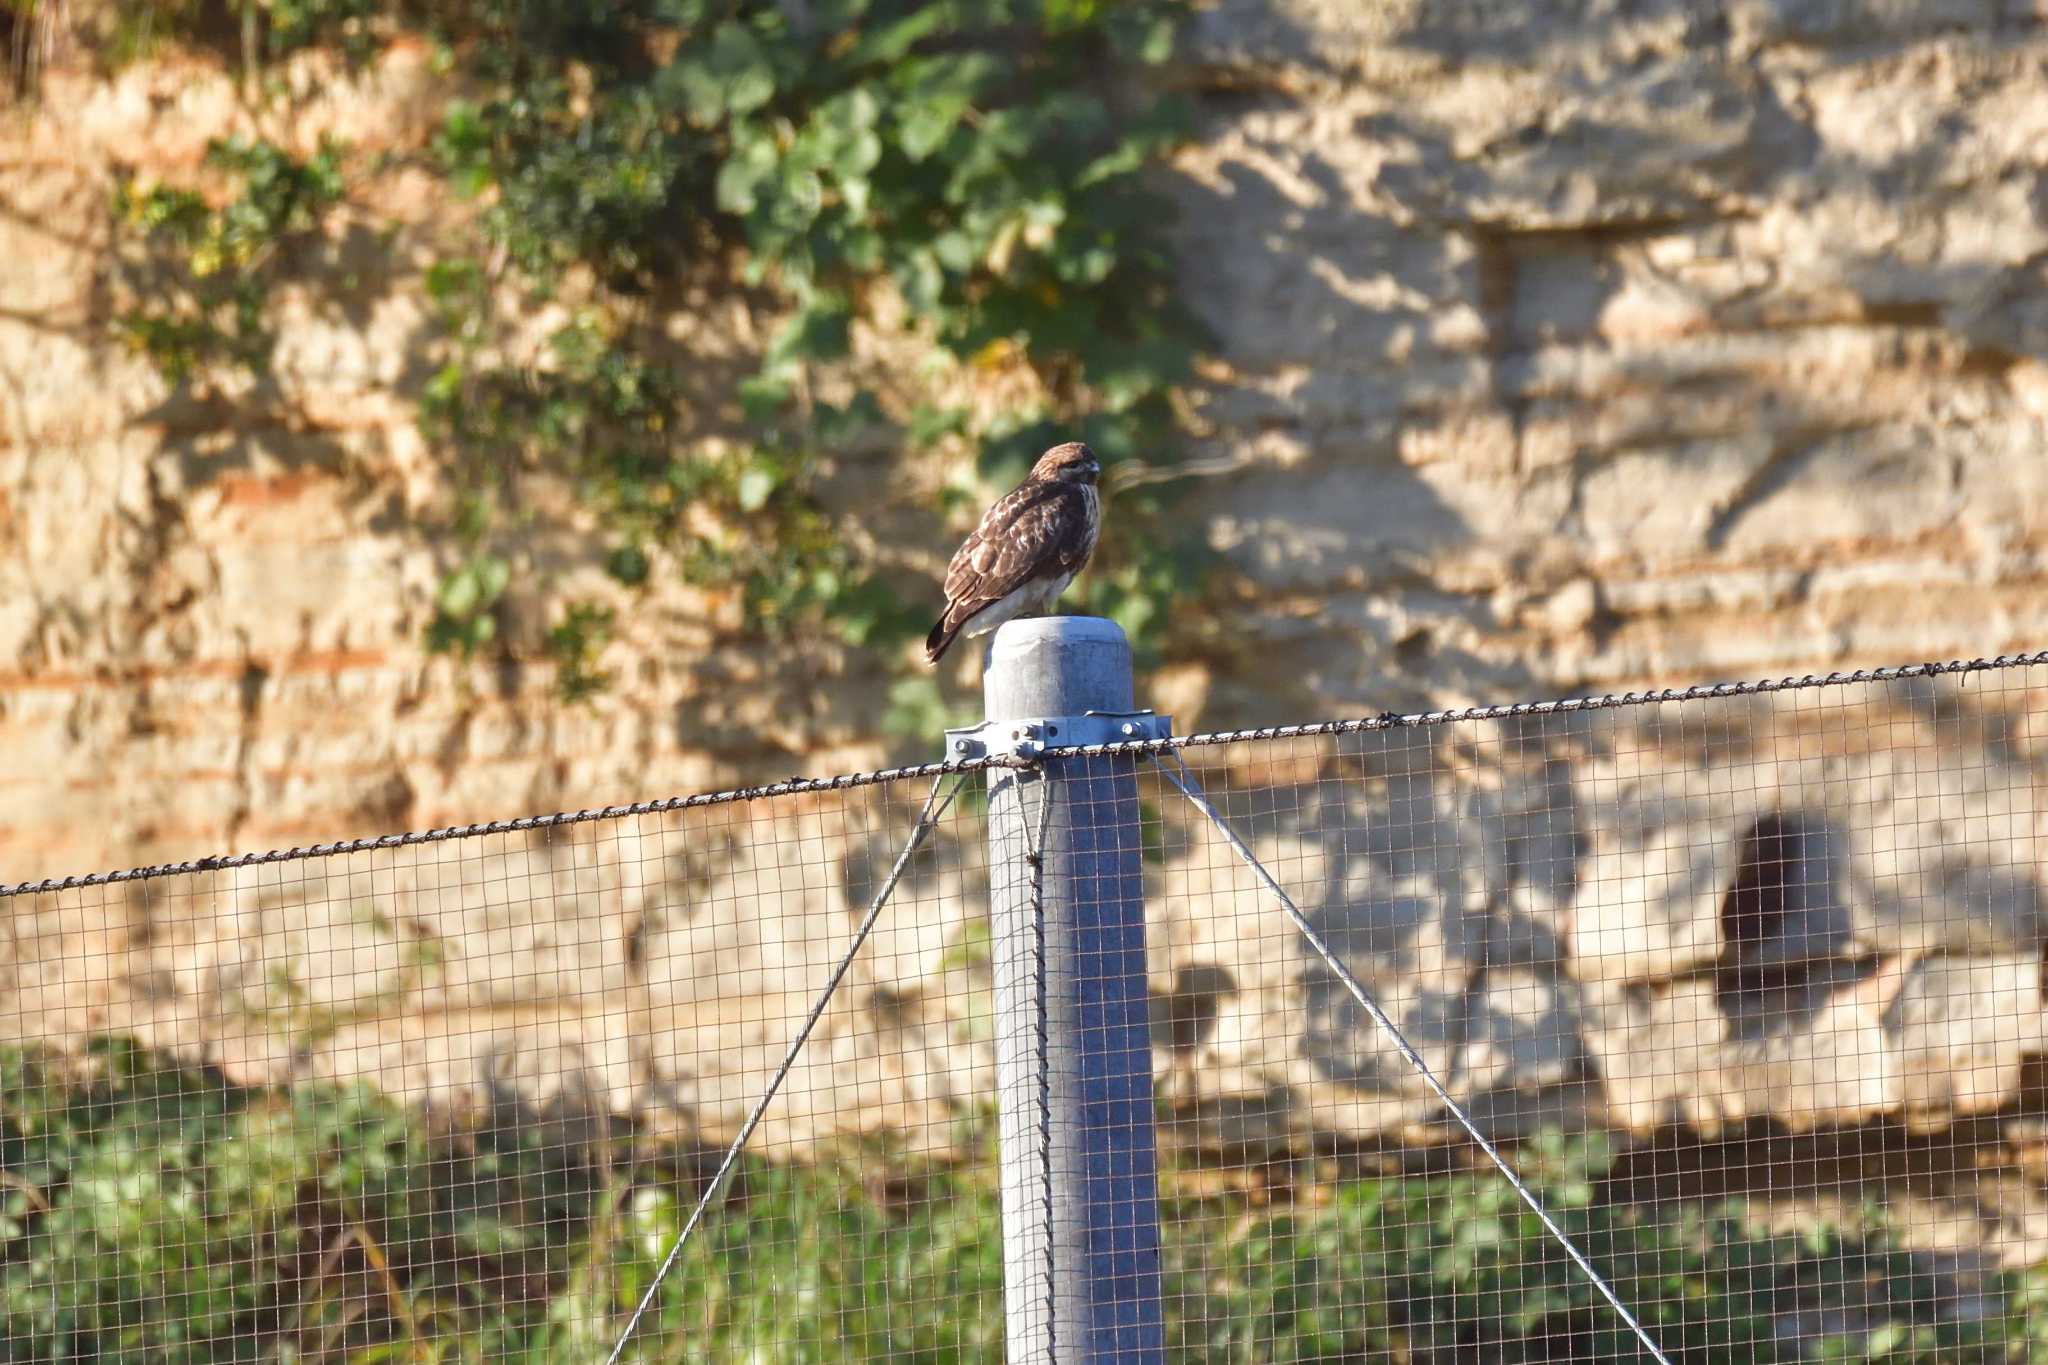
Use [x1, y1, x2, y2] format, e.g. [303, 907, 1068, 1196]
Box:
[925, 441, 1102, 664]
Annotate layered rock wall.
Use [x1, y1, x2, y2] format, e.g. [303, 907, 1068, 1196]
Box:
[6, 1, 2048, 1226]
[9, 2, 2048, 883]
[1174, 0, 2048, 720]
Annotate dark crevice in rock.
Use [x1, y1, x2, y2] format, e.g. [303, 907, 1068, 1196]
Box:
[1716, 810, 1869, 1039]
[1154, 963, 1238, 1054]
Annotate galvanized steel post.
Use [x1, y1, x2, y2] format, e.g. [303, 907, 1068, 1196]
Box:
[977, 615, 1166, 1362]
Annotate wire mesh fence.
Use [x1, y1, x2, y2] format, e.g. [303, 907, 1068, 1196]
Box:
[2, 652, 2048, 1360]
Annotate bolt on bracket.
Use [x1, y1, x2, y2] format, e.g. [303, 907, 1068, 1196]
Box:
[945, 709, 1174, 763]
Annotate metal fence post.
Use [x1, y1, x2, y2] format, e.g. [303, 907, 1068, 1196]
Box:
[979, 615, 1166, 1362]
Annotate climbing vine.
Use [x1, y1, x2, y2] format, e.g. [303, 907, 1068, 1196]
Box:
[108, 0, 1207, 706]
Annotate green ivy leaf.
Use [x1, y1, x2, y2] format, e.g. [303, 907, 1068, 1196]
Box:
[908, 404, 968, 447]
[715, 127, 781, 214]
[606, 543, 650, 586]
[814, 390, 885, 444]
[841, 7, 945, 67]
[680, 21, 776, 124]
[436, 555, 509, 619]
[737, 370, 793, 422]
[736, 462, 780, 512]
[769, 296, 852, 364]
[897, 102, 961, 163]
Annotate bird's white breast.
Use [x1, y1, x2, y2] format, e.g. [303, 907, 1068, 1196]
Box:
[961, 570, 1076, 639]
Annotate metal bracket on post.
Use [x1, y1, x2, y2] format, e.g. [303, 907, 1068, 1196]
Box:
[945, 709, 1172, 763]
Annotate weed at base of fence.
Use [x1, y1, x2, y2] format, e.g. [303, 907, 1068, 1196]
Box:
[0, 1039, 2034, 1363]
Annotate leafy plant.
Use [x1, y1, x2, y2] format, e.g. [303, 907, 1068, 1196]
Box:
[106, 0, 1209, 707]
[1162, 1133, 2030, 1364]
[113, 134, 347, 386]
[0, 1039, 2037, 1362]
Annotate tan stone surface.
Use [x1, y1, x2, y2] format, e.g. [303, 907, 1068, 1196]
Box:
[1171, 0, 2048, 723]
[1147, 690, 2048, 1146]
[7, 3, 2048, 1159]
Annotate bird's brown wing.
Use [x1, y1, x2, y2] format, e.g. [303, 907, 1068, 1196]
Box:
[926, 481, 1092, 660]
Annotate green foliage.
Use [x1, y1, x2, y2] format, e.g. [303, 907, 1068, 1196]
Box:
[0, 1039, 2040, 1362]
[99, 0, 383, 71]
[1163, 1133, 2029, 1364]
[108, 0, 1208, 705]
[572, 1156, 1009, 1361]
[546, 601, 617, 702]
[258, 0, 382, 65]
[113, 135, 346, 385]
[426, 551, 509, 655]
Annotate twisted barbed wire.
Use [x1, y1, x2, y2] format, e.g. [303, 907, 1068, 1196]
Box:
[1019, 771, 1059, 1363]
[7, 649, 2043, 898]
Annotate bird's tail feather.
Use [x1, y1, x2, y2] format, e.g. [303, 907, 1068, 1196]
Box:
[924, 615, 959, 664]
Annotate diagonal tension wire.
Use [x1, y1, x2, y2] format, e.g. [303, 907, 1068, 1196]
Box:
[604, 770, 970, 1365]
[1152, 753, 1674, 1365]
[1014, 769, 1060, 1363]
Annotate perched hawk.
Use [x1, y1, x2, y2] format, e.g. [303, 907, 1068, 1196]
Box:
[925, 441, 1102, 664]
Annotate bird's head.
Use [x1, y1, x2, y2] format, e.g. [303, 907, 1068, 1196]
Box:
[1030, 441, 1102, 486]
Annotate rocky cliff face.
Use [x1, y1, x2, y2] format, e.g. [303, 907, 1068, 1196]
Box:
[1174, 0, 2048, 721]
[0, 45, 856, 883]
[5, 0, 2048, 1242]
[10, 2, 2048, 884]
